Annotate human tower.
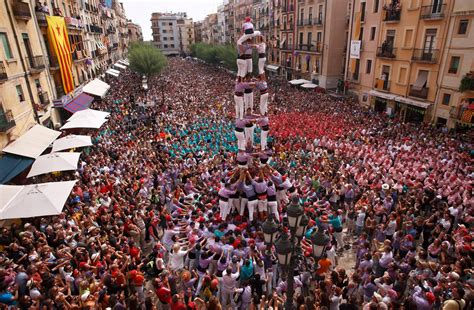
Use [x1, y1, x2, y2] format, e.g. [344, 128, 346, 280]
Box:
[217, 18, 295, 224]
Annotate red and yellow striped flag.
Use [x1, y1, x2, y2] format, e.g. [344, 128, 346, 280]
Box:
[46, 16, 74, 94]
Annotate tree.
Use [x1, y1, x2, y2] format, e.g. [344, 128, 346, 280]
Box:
[128, 42, 167, 77]
[190, 43, 237, 72]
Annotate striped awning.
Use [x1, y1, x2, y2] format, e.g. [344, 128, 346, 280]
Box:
[64, 93, 94, 113]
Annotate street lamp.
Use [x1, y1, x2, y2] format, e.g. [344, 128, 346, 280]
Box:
[262, 216, 280, 245]
[286, 197, 304, 230]
[310, 228, 330, 258]
[295, 213, 309, 239]
[274, 232, 293, 266]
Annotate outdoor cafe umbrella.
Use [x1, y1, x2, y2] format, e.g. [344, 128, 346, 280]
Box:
[52, 135, 93, 153]
[27, 152, 81, 178]
[0, 181, 76, 219]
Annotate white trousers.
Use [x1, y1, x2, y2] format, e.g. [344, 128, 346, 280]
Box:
[234, 95, 244, 119]
[237, 59, 247, 78]
[219, 199, 230, 221]
[261, 129, 268, 151]
[268, 200, 279, 220]
[246, 58, 253, 75]
[235, 130, 246, 151]
[260, 92, 269, 115]
[258, 57, 266, 75]
[240, 198, 257, 221]
[258, 199, 267, 212]
[244, 91, 254, 113]
[244, 125, 255, 146]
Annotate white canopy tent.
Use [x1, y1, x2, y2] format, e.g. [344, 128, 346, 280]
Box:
[27, 152, 81, 178]
[118, 59, 129, 66]
[289, 79, 311, 85]
[67, 108, 110, 122]
[52, 135, 92, 152]
[114, 63, 127, 70]
[300, 83, 318, 89]
[83, 79, 110, 98]
[2, 125, 61, 159]
[60, 118, 107, 130]
[106, 69, 120, 77]
[0, 181, 76, 219]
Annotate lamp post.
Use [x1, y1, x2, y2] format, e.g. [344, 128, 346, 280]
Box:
[268, 196, 328, 310]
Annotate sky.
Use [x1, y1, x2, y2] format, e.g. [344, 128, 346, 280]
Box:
[122, 0, 224, 41]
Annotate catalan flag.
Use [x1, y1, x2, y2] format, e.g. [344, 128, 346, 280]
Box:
[46, 16, 74, 94]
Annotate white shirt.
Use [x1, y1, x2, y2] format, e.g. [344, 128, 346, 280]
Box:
[222, 272, 239, 292]
[169, 250, 187, 271]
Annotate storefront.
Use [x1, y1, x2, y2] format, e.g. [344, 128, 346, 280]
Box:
[369, 90, 396, 114]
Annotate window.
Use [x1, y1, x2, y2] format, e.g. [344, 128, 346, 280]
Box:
[0, 32, 13, 59]
[163, 37, 167, 41]
[163, 30, 167, 33]
[163, 44, 168, 48]
[448, 56, 460, 74]
[16, 85, 25, 102]
[404, 29, 413, 48]
[442, 93, 451, 105]
[398, 67, 407, 84]
[423, 29, 437, 52]
[360, 2, 366, 22]
[171, 44, 175, 48]
[170, 37, 174, 40]
[162, 22, 166, 26]
[370, 27, 376, 40]
[458, 19, 468, 35]
[366, 59, 372, 74]
[359, 26, 364, 40]
[374, 0, 379, 13]
[169, 22, 172, 26]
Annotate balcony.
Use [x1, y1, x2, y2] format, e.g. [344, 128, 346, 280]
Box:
[420, 4, 446, 19]
[383, 7, 401, 22]
[13, 1, 32, 20]
[412, 49, 439, 63]
[297, 43, 322, 53]
[0, 62, 7, 83]
[28, 56, 46, 72]
[409, 85, 429, 99]
[377, 46, 396, 59]
[0, 109, 15, 132]
[375, 78, 391, 91]
[459, 73, 474, 92]
[281, 43, 291, 51]
[48, 56, 60, 70]
[38, 91, 50, 106]
[65, 16, 84, 29]
[35, 11, 48, 27]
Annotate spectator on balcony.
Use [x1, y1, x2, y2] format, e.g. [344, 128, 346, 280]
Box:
[53, 6, 62, 16]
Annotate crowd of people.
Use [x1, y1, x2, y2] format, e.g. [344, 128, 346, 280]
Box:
[0, 55, 472, 310]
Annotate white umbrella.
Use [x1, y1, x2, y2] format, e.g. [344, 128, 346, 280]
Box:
[67, 109, 110, 122]
[0, 181, 76, 219]
[27, 152, 81, 178]
[300, 83, 318, 89]
[114, 63, 127, 70]
[289, 79, 311, 85]
[52, 135, 93, 153]
[60, 118, 108, 130]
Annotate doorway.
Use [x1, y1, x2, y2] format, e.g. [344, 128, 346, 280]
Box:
[22, 33, 33, 67]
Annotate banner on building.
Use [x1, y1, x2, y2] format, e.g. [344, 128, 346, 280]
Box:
[350, 40, 361, 59]
[46, 16, 74, 94]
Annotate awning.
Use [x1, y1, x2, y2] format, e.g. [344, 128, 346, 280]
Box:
[0, 181, 76, 219]
[83, 78, 110, 98]
[52, 135, 93, 152]
[106, 69, 119, 77]
[369, 90, 396, 101]
[63, 93, 94, 113]
[61, 109, 109, 130]
[118, 59, 129, 66]
[67, 109, 110, 122]
[289, 79, 311, 85]
[27, 152, 81, 178]
[2, 125, 61, 159]
[412, 71, 428, 91]
[301, 83, 318, 89]
[60, 118, 107, 130]
[266, 65, 280, 71]
[0, 154, 34, 184]
[394, 96, 431, 109]
[114, 63, 127, 70]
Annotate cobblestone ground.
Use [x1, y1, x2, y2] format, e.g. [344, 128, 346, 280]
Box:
[339, 230, 357, 276]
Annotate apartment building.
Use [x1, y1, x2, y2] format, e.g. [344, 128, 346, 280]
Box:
[127, 21, 143, 43]
[194, 21, 203, 43]
[202, 13, 219, 44]
[433, 0, 474, 128]
[0, 0, 55, 148]
[151, 13, 194, 55]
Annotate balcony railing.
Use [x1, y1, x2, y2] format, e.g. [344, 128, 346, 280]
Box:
[281, 43, 291, 51]
[35, 11, 48, 26]
[0, 109, 15, 132]
[0, 62, 7, 82]
[39, 91, 50, 106]
[383, 7, 401, 22]
[421, 4, 446, 19]
[65, 16, 84, 29]
[377, 46, 396, 58]
[412, 49, 439, 63]
[48, 56, 60, 69]
[409, 85, 429, 99]
[87, 24, 103, 34]
[297, 43, 322, 53]
[375, 78, 391, 91]
[13, 1, 32, 20]
[281, 23, 294, 31]
[28, 56, 46, 72]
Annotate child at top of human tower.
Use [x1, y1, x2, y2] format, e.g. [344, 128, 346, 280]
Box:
[242, 17, 254, 34]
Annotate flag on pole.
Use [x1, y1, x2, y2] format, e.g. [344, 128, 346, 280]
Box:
[46, 16, 74, 94]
